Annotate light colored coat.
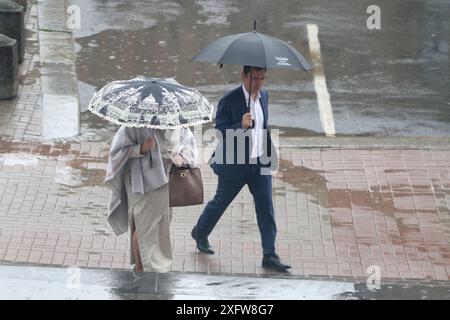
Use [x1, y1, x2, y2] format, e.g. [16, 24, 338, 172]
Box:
[105, 126, 197, 235]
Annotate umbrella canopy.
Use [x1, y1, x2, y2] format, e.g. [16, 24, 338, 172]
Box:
[191, 30, 312, 71]
[87, 76, 214, 129]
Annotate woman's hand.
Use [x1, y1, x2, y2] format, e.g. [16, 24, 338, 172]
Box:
[140, 137, 155, 154]
[171, 154, 184, 167]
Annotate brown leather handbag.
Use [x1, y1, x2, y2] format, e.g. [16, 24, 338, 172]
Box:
[169, 164, 204, 207]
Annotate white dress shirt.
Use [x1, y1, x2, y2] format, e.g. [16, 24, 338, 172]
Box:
[242, 85, 264, 159]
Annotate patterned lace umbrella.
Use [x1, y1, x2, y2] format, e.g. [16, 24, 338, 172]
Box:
[87, 76, 214, 129]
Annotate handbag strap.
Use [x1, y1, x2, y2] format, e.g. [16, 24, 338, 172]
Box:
[170, 163, 192, 174]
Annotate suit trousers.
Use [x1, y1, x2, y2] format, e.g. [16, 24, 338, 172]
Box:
[196, 164, 277, 256]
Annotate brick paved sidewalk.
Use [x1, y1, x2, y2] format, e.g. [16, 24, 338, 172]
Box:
[1, 1, 450, 284]
[0, 139, 449, 282]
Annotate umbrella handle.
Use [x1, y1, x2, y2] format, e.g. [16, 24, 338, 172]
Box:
[247, 68, 252, 112]
[244, 70, 254, 131]
[149, 151, 153, 168]
[148, 131, 155, 168]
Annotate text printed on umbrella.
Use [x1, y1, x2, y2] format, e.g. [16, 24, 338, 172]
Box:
[275, 56, 291, 66]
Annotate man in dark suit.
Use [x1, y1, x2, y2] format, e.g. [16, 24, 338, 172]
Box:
[191, 66, 291, 272]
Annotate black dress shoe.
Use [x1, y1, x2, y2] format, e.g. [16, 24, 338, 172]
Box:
[191, 226, 215, 254]
[262, 255, 291, 272]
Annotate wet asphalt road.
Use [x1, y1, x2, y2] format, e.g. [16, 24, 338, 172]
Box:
[2, 264, 450, 300]
[71, 0, 450, 140]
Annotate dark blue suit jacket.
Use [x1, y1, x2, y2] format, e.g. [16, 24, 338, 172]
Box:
[210, 86, 278, 179]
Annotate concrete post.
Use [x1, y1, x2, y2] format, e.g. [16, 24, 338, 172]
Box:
[0, 34, 18, 99]
[0, 0, 25, 63]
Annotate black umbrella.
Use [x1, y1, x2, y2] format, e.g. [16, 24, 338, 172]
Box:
[191, 22, 312, 111]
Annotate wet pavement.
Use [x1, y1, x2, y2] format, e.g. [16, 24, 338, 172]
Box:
[1, 138, 450, 283]
[2, 264, 450, 300]
[0, 0, 450, 300]
[38, 0, 80, 140]
[0, 264, 355, 300]
[71, 0, 450, 139]
[0, 3, 41, 141]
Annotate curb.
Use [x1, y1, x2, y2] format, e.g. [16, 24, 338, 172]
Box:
[37, 0, 79, 140]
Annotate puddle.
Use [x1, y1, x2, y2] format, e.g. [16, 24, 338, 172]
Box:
[195, 0, 239, 26]
[54, 166, 84, 187]
[276, 158, 328, 208]
[70, 0, 182, 38]
[0, 153, 47, 167]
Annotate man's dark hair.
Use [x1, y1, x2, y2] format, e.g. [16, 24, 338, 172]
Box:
[243, 65, 267, 75]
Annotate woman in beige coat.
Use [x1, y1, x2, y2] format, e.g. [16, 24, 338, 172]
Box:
[106, 126, 197, 272]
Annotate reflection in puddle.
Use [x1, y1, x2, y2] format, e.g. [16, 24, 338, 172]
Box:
[64, 159, 106, 188]
[54, 166, 84, 187]
[0, 142, 107, 189]
[0, 153, 46, 167]
[72, 0, 449, 137]
[0, 265, 356, 300]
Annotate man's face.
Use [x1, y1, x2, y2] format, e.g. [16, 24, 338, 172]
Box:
[242, 68, 267, 94]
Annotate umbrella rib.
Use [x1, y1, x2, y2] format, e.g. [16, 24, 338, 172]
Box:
[285, 41, 312, 71]
[218, 35, 244, 65]
[255, 32, 268, 69]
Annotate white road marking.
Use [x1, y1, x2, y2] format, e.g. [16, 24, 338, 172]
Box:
[307, 24, 336, 137]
